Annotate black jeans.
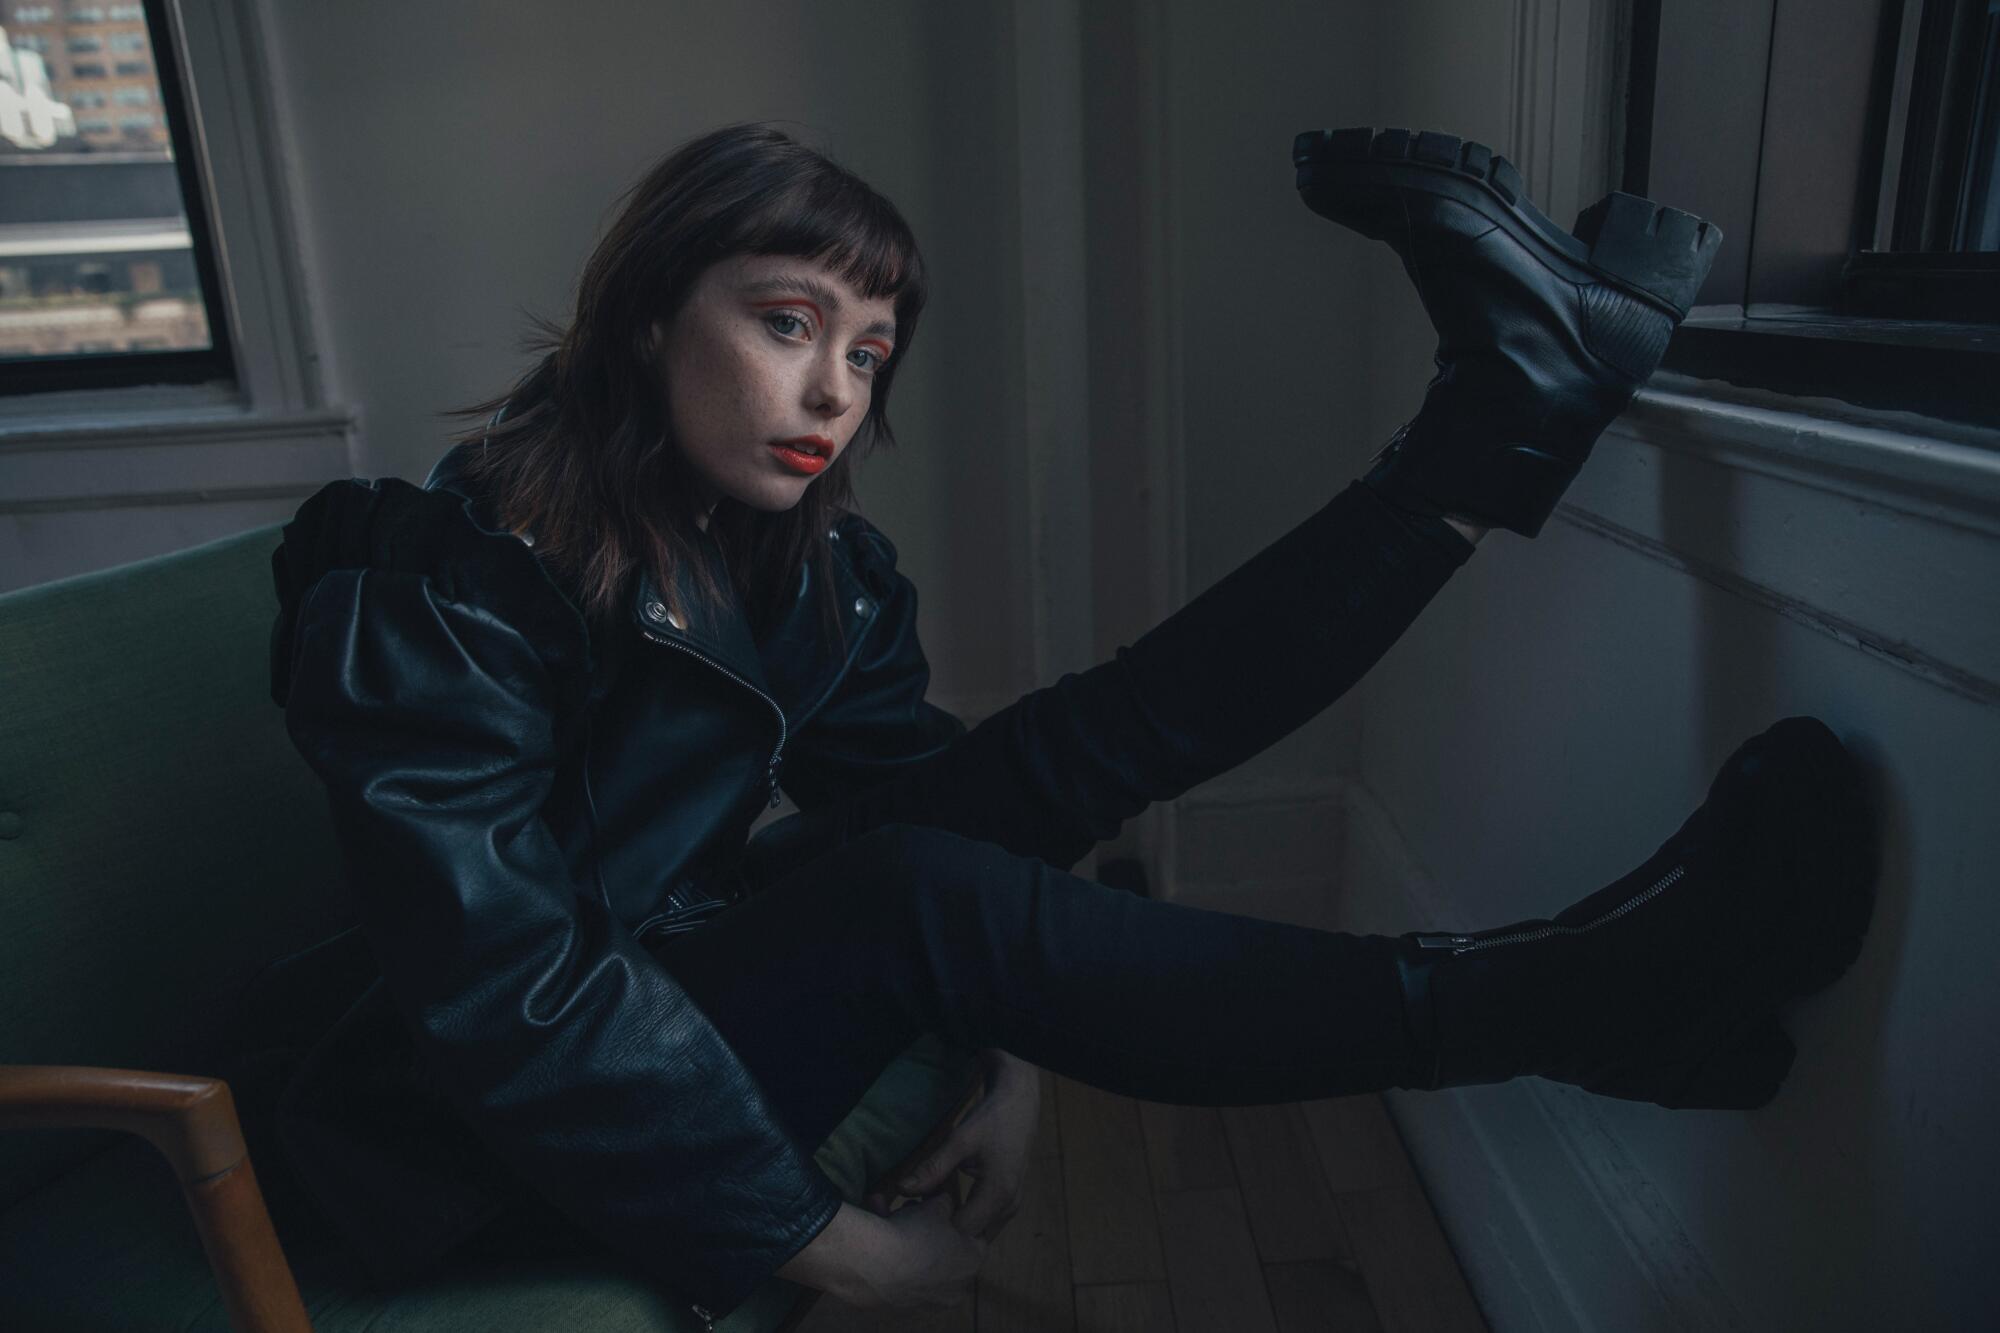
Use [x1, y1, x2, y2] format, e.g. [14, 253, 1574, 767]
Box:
[653, 478, 1477, 1152]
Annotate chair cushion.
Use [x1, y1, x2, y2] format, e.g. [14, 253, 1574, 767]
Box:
[0, 524, 356, 1207]
[0, 1033, 976, 1332]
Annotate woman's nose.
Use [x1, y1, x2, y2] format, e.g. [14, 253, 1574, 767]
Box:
[807, 351, 854, 418]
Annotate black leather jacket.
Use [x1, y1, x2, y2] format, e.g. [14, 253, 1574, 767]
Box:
[266, 441, 978, 1318]
[264, 436, 1469, 1321]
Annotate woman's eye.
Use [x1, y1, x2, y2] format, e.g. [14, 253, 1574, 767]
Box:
[766, 310, 885, 372]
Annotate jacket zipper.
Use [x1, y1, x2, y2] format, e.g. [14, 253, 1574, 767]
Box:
[692, 1303, 715, 1331]
[639, 626, 789, 808]
[632, 891, 733, 942]
[1415, 863, 1686, 954]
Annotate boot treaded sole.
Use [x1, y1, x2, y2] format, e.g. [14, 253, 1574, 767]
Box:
[1293, 125, 1723, 320]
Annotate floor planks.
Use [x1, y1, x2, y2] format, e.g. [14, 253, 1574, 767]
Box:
[796, 1073, 1485, 1332]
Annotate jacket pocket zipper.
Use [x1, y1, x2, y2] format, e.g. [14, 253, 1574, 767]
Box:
[1415, 863, 1686, 955]
[640, 626, 789, 807]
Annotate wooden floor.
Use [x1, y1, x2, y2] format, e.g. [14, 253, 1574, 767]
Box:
[796, 1072, 1486, 1332]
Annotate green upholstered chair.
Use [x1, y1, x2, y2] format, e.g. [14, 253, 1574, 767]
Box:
[0, 523, 980, 1332]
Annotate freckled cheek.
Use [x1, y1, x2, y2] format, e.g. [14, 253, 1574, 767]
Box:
[675, 341, 762, 439]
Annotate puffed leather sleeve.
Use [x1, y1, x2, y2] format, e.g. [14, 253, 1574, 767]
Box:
[272, 478, 842, 1318]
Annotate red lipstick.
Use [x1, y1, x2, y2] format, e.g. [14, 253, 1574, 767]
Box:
[770, 435, 833, 475]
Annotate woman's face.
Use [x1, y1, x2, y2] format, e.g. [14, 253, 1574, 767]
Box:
[651, 252, 899, 520]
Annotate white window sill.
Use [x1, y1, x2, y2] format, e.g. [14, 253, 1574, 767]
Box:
[0, 391, 353, 510]
[1623, 371, 2000, 534]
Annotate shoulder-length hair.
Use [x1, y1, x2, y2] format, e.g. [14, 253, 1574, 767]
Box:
[444, 120, 927, 651]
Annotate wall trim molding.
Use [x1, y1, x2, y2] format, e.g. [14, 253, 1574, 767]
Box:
[1553, 500, 2000, 707]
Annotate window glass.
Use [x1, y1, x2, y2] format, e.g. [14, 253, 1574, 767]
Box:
[0, 0, 215, 361]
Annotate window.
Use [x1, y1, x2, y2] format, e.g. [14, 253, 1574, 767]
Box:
[11, 33, 48, 52]
[65, 35, 102, 53]
[11, 5, 58, 21]
[111, 59, 145, 75]
[1627, 0, 1998, 426]
[0, 0, 234, 394]
[108, 32, 146, 52]
[68, 5, 105, 20]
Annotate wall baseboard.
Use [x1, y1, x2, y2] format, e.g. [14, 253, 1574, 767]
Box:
[1338, 778, 1757, 1333]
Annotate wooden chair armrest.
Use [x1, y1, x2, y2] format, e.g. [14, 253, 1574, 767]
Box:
[0, 1064, 312, 1333]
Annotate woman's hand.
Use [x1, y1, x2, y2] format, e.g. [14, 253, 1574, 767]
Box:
[775, 1197, 984, 1310]
[865, 1192, 988, 1308]
[867, 1049, 1042, 1241]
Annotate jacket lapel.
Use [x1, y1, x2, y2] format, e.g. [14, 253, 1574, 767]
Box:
[629, 533, 774, 698]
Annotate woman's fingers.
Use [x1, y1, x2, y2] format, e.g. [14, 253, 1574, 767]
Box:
[954, 1172, 1017, 1240]
[898, 1128, 972, 1199]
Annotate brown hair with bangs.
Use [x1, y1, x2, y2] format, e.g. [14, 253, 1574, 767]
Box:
[443, 120, 928, 652]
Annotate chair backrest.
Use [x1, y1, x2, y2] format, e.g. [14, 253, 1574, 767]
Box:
[0, 523, 355, 1208]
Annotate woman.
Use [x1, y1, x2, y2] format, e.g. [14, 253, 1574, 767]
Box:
[267, 121, 1876, 1324]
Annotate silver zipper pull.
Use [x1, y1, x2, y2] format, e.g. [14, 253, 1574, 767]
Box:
[692, 1303, 715, 1332]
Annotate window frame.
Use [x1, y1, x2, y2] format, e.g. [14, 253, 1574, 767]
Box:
[0, 0, 239, 396]
[1627, 0, 2000, 429]
[0, 0, 349, 528]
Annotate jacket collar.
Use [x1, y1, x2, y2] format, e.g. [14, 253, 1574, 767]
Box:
[423, 441, 878, 711]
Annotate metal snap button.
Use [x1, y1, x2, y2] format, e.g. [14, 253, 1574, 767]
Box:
[519, 531, 536, 547]
[828, 529, 841, 541]
[645, 600, 673, 626]
[853, 597, 870, 616]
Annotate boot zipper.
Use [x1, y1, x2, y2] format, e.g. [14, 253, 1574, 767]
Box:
[1416, 863, 1686, 954]
[640, 626, 789, 808]
[691, 1303, 715, 1331]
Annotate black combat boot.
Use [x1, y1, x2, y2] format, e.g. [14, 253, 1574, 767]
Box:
[1393, 717, 1877, 1109]
[1294, 126, 1724, 537]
